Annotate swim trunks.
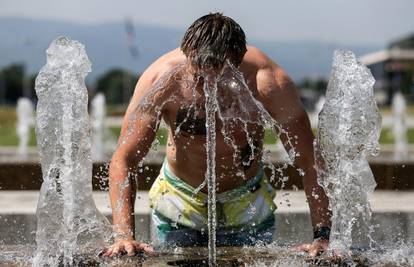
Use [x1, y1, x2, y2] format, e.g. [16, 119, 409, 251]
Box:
[149, 160, 277, 246]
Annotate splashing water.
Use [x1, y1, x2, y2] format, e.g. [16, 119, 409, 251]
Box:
[33, 37, 111, 266]
[204, 75, 218, 266]
[315, 50, 381, 254]
[122, 58, 301, 266]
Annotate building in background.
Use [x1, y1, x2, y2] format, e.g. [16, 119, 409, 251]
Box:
[360, 34, 414, 105]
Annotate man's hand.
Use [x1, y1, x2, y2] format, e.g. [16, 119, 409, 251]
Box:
[101, 240, 155, 257]
[293, 239, 329, 257]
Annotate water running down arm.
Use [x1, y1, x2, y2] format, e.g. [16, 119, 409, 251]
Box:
[106, 66, 176, 256]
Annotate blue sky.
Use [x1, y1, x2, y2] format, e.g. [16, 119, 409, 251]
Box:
[0, 0, 413, 45]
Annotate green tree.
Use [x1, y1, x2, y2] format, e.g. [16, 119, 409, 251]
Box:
[297, 77, 328, 94]
[0, 64, 24, 104]
[95, 69, 139, 105]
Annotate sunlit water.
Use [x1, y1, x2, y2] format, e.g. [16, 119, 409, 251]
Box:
[2, 244, 414, 266]
[315, 50, 381, 254]
[33, 37, 112, 266]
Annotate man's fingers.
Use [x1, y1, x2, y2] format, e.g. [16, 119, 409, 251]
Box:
[102, 247, 112, 257]
[143, 244, 155, 255]
[293, 243, 311, 252]
[98, 248, 108, 257]
[125, 243, 136, 256]
[102, 241, 155, 258]
[111, 244, 123, 257]
[308, 247, 320, 257]
[136, 243, 155, 255]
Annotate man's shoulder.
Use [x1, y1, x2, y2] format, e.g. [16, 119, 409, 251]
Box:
[244, 46, 294, 96]
[153, 48, 185, 69]
[243, 46, 275, 69]
[143, 48, 186, 82]
[242, 46, 288, 82]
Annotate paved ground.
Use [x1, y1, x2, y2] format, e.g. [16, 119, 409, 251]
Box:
[2, 190, 413, 245]
[1, 190, 413, 215]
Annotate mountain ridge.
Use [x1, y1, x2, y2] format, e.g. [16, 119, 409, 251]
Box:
[0, 17, 381, 82]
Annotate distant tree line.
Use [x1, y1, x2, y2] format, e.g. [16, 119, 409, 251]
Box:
[95, 68, 139, 105]
[296, 78, 328, 94]
[0, 64, 36, 104]
[0, 63, 140, 106]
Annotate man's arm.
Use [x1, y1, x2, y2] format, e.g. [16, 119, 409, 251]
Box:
[255, 54, 331, 255]
[104, 65, 176, 257]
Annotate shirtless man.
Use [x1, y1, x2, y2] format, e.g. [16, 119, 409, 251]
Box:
[104, 13, 331, 257]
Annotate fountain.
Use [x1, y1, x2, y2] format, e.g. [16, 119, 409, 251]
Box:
[392, 91, 408, 160]
[314, 96, 325, 119]
[309, 95, 325, 128]
[91, 92, 116, 161]
[203, 75, 218, 266]
[32, 37, 111, 266]
[2, 37, 414, 267]
[91, 93, 106, 161]
[315, 50, 381, 254]
[16, 97, 34, 157]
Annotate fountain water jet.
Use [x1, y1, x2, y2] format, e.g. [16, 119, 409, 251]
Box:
[392, 91, 408, 160]
[91, 92, 116, 161]
[203, 75, 218, 266]
[16, 97, 34, 157]
[91, 93, 106, 161]
[315, 50, 381, 254]
[33, 37, 111, 266]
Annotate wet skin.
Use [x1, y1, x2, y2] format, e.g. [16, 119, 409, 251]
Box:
[163, 74, 265, 192]
[105, 46, 331, 258]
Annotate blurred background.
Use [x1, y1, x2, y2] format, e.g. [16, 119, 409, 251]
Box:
[0, 0, 413, 162]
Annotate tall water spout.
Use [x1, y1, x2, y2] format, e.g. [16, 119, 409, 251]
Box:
[204, 75, 218, 267]
[16, 97, 34, 156]
[392, 92, 408, 160]
[33, 37, 111, 266]
[315, 50, 381, 253]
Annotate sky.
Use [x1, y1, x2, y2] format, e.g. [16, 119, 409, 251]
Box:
[0, 0, 413, 46]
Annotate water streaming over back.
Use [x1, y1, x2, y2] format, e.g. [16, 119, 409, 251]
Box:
[33, 37, 111, 266]
[315, 50, 381, 254]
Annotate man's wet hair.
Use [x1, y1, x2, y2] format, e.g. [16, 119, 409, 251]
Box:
[181, 13, 247, 70]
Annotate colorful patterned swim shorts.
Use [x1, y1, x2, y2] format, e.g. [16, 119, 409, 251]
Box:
[149, 160, 277, 246]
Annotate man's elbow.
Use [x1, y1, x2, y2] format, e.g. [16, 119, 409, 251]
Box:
[109, 150, 137, 179]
